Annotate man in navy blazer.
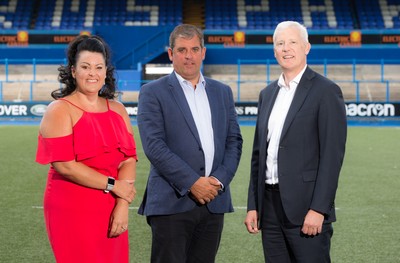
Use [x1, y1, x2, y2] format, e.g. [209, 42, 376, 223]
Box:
[244, 21, 347, 262]
[137, 24, 243, 263]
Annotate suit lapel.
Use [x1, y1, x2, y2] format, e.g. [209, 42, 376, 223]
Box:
[204, 80, 218, 135]
[204, 80, 219, 170]
[265, 84, 280, 122]
[280, 67, 314, 140]
[261, 83, 280, 142]
[168, 73, 202, 146]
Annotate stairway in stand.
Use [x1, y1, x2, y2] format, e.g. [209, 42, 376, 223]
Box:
[182, 0, 205, 29]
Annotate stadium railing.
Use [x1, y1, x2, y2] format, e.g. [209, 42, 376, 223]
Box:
[1, 58, 400, 103]
[235, 58, 400, 102]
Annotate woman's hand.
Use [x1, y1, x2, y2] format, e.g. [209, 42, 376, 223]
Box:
[108, 201, 129, 238]
[111, 180, 136, 203]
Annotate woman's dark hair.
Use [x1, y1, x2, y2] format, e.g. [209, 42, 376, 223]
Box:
[51, 35, 117, 99]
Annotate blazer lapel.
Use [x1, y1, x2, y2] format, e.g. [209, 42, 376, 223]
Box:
[280, 67, 314, 140]
[204, 81, 218, 135]
[204, 81, 219, 171]
[265, 83, 280, 122]
[168, 73, 202, 145]
[262, 83, 280, 142]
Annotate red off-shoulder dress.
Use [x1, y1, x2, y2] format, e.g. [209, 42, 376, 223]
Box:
[36, 99, 137, 263]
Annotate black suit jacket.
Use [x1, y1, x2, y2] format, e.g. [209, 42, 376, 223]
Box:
[247, 66, 347, 226]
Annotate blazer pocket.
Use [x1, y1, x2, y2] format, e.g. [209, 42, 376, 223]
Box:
[302, 170, 317, 182]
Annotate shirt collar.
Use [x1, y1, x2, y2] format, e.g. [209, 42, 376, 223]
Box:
[174, 71, 206, 89]
[278, 64, 307, 89]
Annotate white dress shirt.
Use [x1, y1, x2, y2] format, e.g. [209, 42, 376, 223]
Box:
[265, 65, 307, 184]
[175, 72, 215, 177]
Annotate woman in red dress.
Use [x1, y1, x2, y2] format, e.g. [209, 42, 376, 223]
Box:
[36, 35, 137, 263]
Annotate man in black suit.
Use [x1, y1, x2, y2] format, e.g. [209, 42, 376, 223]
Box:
[244, 21, 347, 262]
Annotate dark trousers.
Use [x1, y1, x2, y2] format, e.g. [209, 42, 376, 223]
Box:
[147, 205, 224, 263]
[261, 186, 333, 263]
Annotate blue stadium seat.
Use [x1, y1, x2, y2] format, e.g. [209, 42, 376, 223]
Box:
[0, 0, 399, 30]
[353, 0, 399, 29]
[204, 0, 400, 30]
[12, 0, 179, 30]
[0, 0, 34, 29]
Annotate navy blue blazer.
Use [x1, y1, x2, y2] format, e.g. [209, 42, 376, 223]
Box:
[137, 72, 243, 216]
[247, 66, 347, 226]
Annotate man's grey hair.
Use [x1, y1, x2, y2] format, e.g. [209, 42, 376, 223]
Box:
[273, 21, 309, 44]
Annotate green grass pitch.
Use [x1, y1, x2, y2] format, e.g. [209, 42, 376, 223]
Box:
[0, 124, 399, 262]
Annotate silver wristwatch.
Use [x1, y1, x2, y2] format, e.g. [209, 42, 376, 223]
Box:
[104, 176, 115, 193]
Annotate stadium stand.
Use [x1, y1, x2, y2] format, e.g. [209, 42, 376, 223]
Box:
[0, 0, 400, 30]
[205, 0, 356, 30]
[0, 0, 183, 30]
[0, 0, 400, 106]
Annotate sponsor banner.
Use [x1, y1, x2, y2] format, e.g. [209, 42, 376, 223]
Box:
[234, 102, 400, 118]
[345, 102, 399, 117]
[1, 102, 400, 118]
[107, 102, 400, 118]
[0, 31, 90, 46]
[204, 32, 400, 47]
[0, 103, 48, 117]
[1, 31, 400, 46]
